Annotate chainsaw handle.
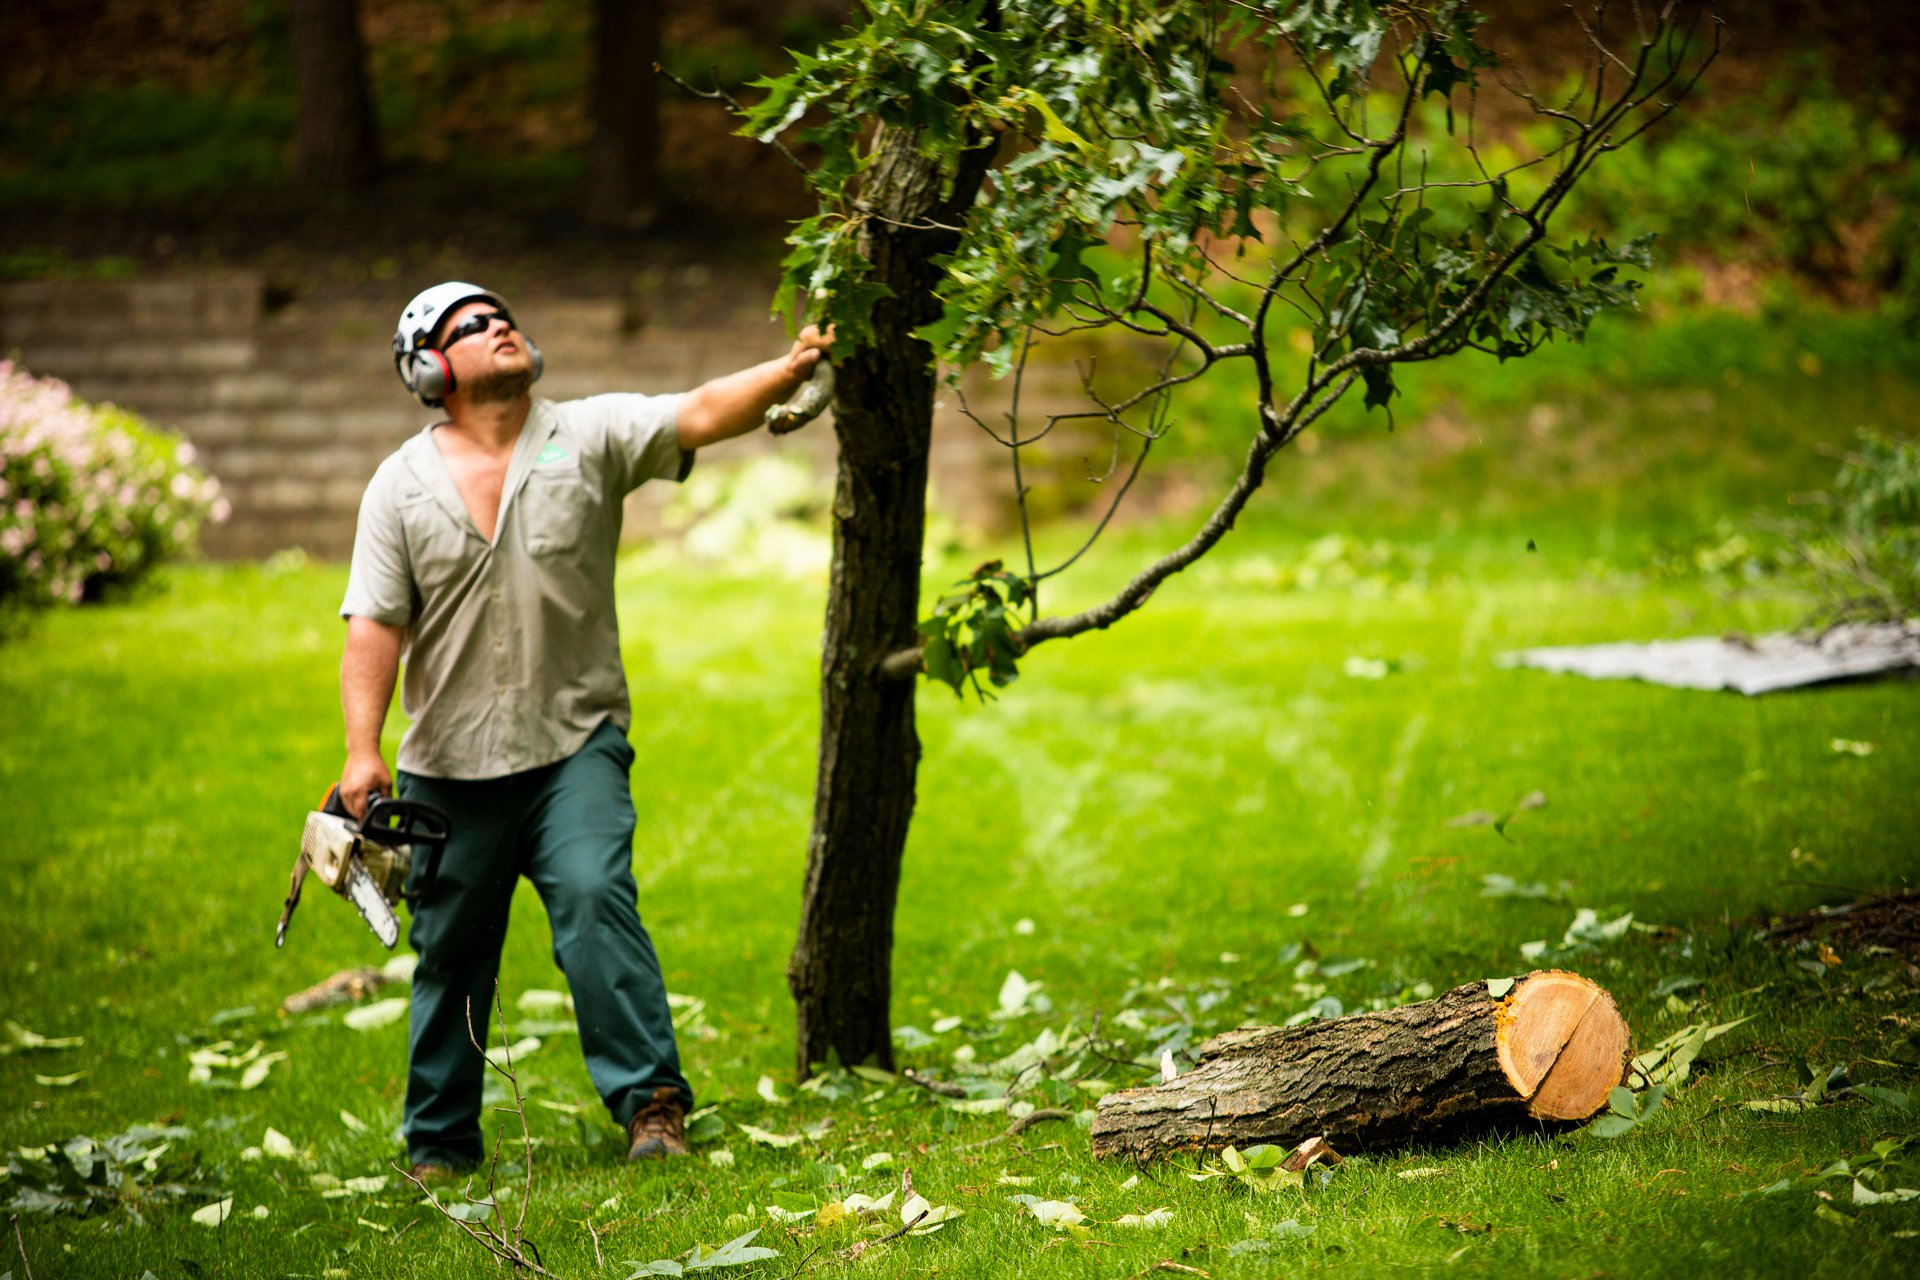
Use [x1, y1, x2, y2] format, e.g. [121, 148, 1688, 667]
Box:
[321, 785, 453, 904]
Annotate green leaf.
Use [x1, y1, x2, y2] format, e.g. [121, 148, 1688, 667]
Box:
[624, 1259, 685, 1277]
[687, 1228, 780, 1270]
[736, 1123, 805, 1149]
[1852, 1085, 1911, 1109]
[1486, 978, 1516, 998]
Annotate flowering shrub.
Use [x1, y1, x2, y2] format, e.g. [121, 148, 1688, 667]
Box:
[0, 361, 228, 615]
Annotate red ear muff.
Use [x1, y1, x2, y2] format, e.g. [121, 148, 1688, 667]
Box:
[410, 348, 455, 406]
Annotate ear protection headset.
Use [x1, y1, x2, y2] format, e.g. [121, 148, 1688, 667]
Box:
[391, 281, 544, 408]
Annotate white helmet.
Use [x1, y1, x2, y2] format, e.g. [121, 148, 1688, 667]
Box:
[391, 281, 542, 407]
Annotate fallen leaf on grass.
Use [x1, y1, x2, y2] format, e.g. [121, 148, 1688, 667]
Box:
[1589, 1084, 1666, 1137]
[484, 1036, 541, 1068]
[33, 1072, 84, 1087]
[1188, 1144, 1308, 1193]
[1012, 1196, 1087, 1228]
[517, 989, 573, 1016]
[995, 970, 1048, 1018]
[1397, 1167, 1446, 1180]
[1227, 1218, 1315, 1255]
[756, 1075, 789, 1106]
[1282, 1136, 1343, 1172]
[1, 1021, 84, 1054]
[261, 1127, 298, 1160]
[736, 1123, 804, 1148]
[684, 1227, 781, 1269]
[342, 998, 408, 1031]
[238, 1056, 283, 1090]
[1630, 1016, 1753, 1086]
[901, 1190, 963, 1233]
[192, 1197, 234, 1227]
[1445, 810, 1499, 828]
[187, 1039, 286, 1088]
[1114, 1208, 1175, 1228]
[339, 1109, 368, 1132]
[1830, 739, 1875, 757]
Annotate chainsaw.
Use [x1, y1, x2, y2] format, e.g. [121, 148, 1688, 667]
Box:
[275, 787, 451, 950]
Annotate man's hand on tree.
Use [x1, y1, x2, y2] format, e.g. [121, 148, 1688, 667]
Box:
[340, 750, 392, 822]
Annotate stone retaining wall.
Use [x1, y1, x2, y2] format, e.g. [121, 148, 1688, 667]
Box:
[0, 274, 1135, 560]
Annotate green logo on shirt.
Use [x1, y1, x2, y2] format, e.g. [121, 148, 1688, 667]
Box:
[536, 445, 570, 464]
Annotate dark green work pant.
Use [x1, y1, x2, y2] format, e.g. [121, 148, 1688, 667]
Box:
[397, 718, 690, 1169]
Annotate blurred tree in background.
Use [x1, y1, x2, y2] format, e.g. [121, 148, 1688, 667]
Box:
[289, 0, 380, 189]
[0, 0, 1911, 305]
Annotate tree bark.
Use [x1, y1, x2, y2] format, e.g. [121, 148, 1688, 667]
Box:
[586, 0, 663, 228]
[785, 125, 997, 1078]
[289, 0, 380, 189]
[1091, 970, 1631, 1160]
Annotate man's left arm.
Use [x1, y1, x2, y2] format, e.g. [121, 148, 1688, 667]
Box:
[675, 325, 833, 451]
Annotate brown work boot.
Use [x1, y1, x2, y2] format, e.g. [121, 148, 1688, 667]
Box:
[408, 1161, 457, 1184]
[626, 1086, 689, 1160]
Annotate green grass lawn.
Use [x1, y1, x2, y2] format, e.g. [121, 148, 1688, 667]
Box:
[3, 350, 1919, 1278]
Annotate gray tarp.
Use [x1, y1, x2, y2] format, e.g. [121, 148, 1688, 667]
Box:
[1500, 620, 1920, 695]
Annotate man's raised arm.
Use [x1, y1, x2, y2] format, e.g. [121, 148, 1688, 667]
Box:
[340, 615, 405, 820]
[674, 324, 834, 451]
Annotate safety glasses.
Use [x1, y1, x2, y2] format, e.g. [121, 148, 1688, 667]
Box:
[438, 310, 515, 348]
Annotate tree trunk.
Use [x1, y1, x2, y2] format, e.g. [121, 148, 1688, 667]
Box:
[289, 0, 380, 189]
[785, 125, 996, 1078]
[1091, 970, 1632, 1160]
[586, 0, 663, 228]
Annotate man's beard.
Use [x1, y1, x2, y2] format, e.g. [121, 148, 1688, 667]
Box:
[462, 365, 535, 404]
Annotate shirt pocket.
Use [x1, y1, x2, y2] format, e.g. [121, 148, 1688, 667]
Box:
[523, 471, 594, 556]
[398, 495, 474, 592]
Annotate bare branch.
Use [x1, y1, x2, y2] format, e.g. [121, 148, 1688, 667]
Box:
[1015, 372, 1358, 650]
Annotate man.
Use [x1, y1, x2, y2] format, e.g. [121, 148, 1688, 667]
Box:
[339, 281, 830, 1171]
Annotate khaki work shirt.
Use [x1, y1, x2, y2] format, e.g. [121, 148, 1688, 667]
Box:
[340, 394, 691, 779]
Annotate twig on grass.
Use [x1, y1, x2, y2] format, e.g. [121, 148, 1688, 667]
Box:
[13, 1212, 36, 1280]
[775, 1243, 824, 1280]
[901, 1067, 968, 1099]
[841, 1207, 930, 1260]
[962, 1107, 1074, 1149]
[397, 985, 557, 1276]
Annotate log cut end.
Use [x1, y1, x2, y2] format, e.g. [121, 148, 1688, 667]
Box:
[1494, 969, 1631, 1121]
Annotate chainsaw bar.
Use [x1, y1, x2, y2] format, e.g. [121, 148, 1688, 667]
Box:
[344, 858, 401, 949]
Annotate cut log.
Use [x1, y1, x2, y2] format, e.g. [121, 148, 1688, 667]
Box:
[1091, 969, 1630, 1160]
[280, 965, 390, 1015]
